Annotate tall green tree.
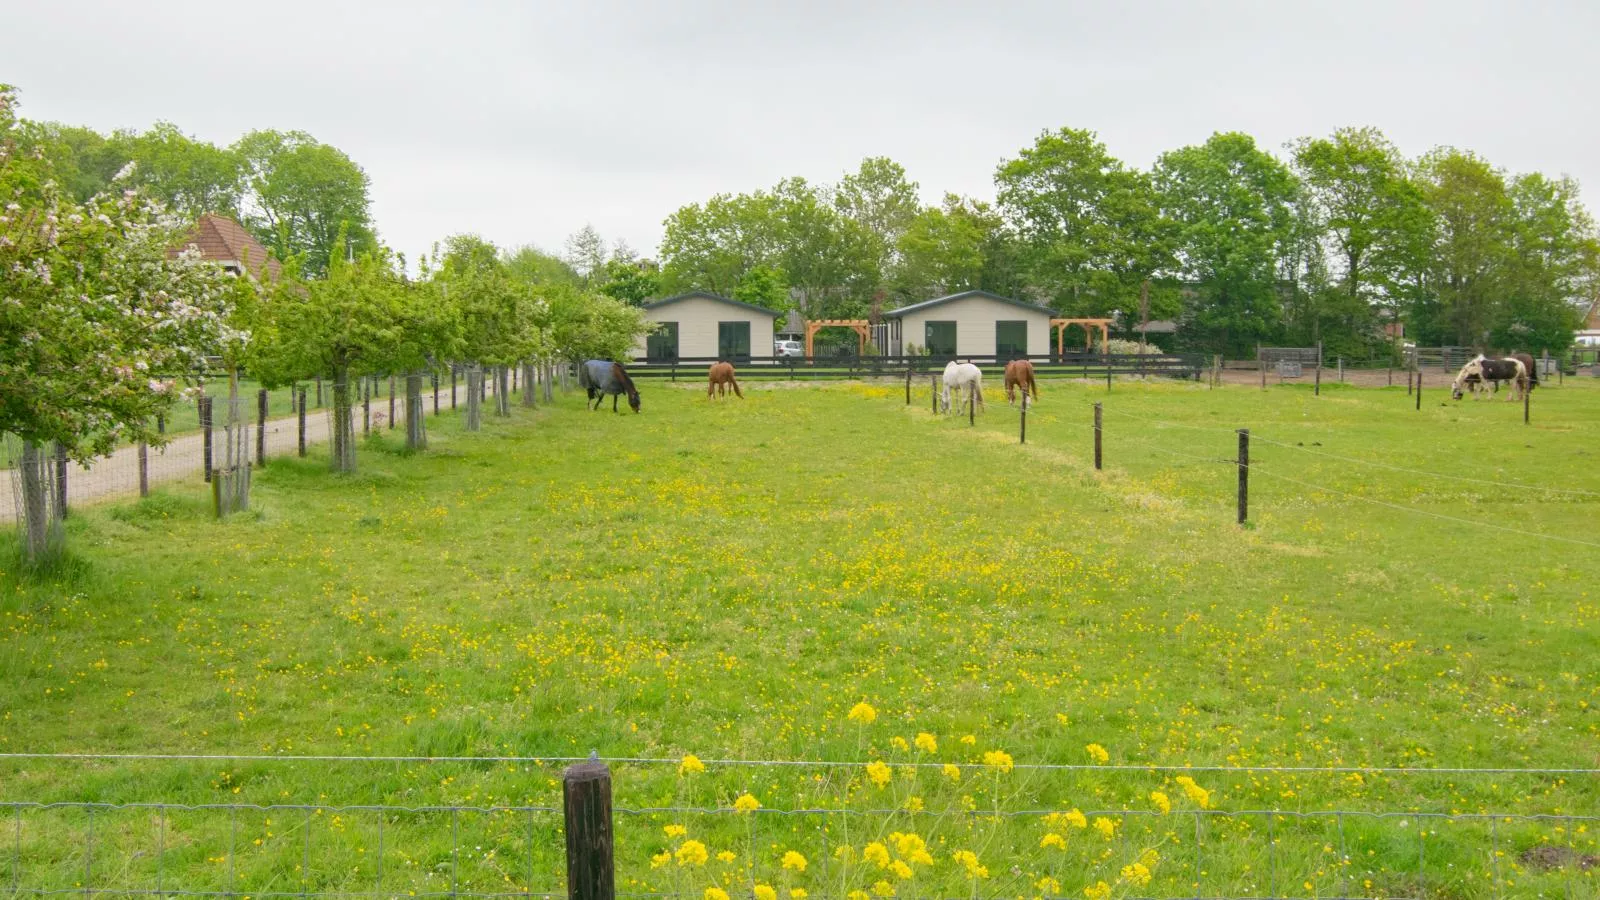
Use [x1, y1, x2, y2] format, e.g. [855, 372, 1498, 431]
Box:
[503, 244, 580, 286]
[1154, 132, 1300, 355]
[833, 156, 920, 290]
[1493, 173, 1597, 352]
[122, 122, 243, 218]
[13, 120, 130, 202]
[893, 194, 995, 300]
[659, 191, 783, 296]
[596, 257, 660, 305]
[234, 129, 375, 277]
[564, 224, 608, 286]
[1410, 148, 1511, 346]
[772, 177, 875, 317]
[733, 265, 790, 314]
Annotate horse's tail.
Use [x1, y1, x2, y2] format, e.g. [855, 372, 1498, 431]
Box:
[731, 375, 743, 398]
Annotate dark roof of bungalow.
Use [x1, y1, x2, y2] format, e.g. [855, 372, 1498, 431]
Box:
[641, 292, 781, 316]
[883, 290, 1057, 318]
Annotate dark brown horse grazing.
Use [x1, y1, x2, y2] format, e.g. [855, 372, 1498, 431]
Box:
[708, 361, 744, 399]
[1003, 359, 1038, 406]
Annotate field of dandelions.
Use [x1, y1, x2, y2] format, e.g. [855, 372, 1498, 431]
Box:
[2, 377, 1596, 898]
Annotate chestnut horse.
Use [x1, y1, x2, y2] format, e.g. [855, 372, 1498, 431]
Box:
[708, 361, 743, 399]
[1003, 359, 1038, 407]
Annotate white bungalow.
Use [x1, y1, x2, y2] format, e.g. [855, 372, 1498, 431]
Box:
[882, 290, 1057, 359]
[634, 292, 781, 362]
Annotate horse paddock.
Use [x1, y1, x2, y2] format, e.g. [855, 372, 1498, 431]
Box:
[3, 378, 1596, 898]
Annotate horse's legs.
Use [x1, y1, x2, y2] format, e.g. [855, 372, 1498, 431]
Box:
[613, 394, 619, 412]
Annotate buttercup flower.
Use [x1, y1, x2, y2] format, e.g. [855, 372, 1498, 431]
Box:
[1040, 833, 1067, 850]
[951, 850, 988, 879]
[863, 842, 891, 868]
[1150, 791, 1172, 815]
[1084, 881, 1111, 900]
[733, 793, 761, 813]
[781, 850, 808, 872]
[675, 840, 708, 866]
[942, 764, 961, 782]
[663, 824, 687, 838]
[981, 749, 1014, 773]
[754, 884, 777, 900]
[914, 732, 937, 753]
[1119, 863, 1152, 887]
[1085, 744, 1109, 764]
[1093, 817, 1118, 839]
[848, 702, 877, 724]
[705, 888, 730, 900]
[679, 754, 706, 775]
[717, 851, 737, 863]
[866, 761, 892, 788]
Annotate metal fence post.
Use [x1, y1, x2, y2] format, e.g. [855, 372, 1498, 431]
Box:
[1094, 402, 1102, 471]
[563, 757, 614, 900]
[1237, 428, 1249, 525]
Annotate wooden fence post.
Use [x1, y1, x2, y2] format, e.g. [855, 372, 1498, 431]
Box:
[1415, 368, 1421, 411]
[200, 397, 213, 483]
[388, 375, 397, 429]
[1337, 357, 1344, 383]
[1236, 428, 1249, 525]
[1094, 402, 1103, 471]
[1524, 382, 1531, 425]
[138, 440, 149, 497]
[315, 376, 323, 409]
[297, 389, 307, 458]
[930, 375, 937, 414]
[452, 366, 458, 409]
[905, 366, 911, 405]
[363, 380, 371, 435]
[1105, 361, 1112, 392]
[54, 442, 69, 517]
[257, 389, 268, 466]
[1259, 349, 1266, 391]
[1019, 394, 1027, 444]
[968, 382, 975, 426]
[563, 757, 614, 900]
[433, 372, 440, 415]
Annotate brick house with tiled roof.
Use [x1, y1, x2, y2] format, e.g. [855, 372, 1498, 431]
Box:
[1578, 296, 1600, 347]
[169, 213, 282, 282]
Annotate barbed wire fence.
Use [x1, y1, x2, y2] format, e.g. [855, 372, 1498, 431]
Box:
[2, 754, 1597, 899]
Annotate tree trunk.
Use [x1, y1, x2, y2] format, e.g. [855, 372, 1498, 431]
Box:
[522, 362, 538, 408]
[331, 366, 357, 473]
[466, 364, 483, 431]
[495, 365, 511, 416]
[406, 371, 427, 451]
[15, 439, 64, 566]
[214, 369, 251, 516]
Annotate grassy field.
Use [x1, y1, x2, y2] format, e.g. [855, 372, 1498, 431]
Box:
[1, 376, 1596, 898]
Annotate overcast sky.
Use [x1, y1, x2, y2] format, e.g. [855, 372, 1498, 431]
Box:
[7, 1, 1595, 264]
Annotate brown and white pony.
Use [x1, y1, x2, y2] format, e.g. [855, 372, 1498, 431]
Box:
[1452, 355, 1529, 402]
[708, 361, 743, 399]
[1003, 359, 1038, 407]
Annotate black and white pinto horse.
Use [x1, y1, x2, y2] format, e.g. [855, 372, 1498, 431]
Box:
[579, 360, 641, 413]
[1451, 354, 1531, 401]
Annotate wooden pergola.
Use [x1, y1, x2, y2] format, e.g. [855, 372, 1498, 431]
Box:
[1051, 318, 1112, 354]
[804, 319, 871, 357]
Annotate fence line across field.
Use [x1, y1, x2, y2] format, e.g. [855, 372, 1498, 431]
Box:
[5, 752, 1599, 777]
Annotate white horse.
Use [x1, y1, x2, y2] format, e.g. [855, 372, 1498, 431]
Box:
[941, 361, 984, 415]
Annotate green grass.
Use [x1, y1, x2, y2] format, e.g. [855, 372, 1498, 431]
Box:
[1, 378, 1597, 898]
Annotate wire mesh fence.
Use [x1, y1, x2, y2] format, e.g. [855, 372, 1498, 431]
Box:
[2, 755, 1597, 899]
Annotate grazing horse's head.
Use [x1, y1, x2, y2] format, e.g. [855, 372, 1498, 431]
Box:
[626, 385, 641, 413]
[1451, 359, 1484, 400]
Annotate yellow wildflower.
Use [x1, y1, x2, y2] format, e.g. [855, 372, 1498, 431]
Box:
[848, 892, 869, 900]
[1064, 809, 1088, 829]
[754, 884, 777, 900]
[1039, 832, 1066, 850]
[889, 859, 913, 880]
[1092, 817, 1118, 840]
[866, 761, 892, 789]
[942, 764, 961, 782]
[959, 734, 976, 745]
[891, 832, 932, 866]
[834, 845, 854, 862]
[781, 850, 807, 872]
[1175, 775, 1211, 809]
[663, 824, 687, 838]
[675, 840, 708, 866]
[1150, 791, 1171, 815]
[848, 702, 877, 724]
[1085, 744, 1109, 764]
[951, 850, 988, 879]
[1119, 862, 1152, 886]
[903, 795, 924, 812]
[890, 736, 909, 752]
[1138, 848, 1160, 868]
[790, 891, 808, 900]
[679, 754, 706, 776]
[705, 888, 730, 900]
[872, 880, 895, 897]
[716, 851, 737, 863]
[1037, 876, 1062, 895]
[1083, 881, 1111, 900]
[914, 732, 938, 753]
[733, 793, 761, 813]
[981, 750, 1014, 773]
[650, 851, 670, 868]
[863, 841, 891, 868]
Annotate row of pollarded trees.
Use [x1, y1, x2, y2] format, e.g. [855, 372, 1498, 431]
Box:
[250, 233, 650, 475]
[1, 83, 649, 568]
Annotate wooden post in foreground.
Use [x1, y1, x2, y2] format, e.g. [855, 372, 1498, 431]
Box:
[200, 397, 213, 483]
[1236, 428, 1249, 525]
[931, 375, 938, 414]
[1524, 383, 1531, 425]
[563, 756, 614, 900]
[905, 366, 911, 405]
[968, 382, 975, 426]
[257, 389, 268, 466]
[1019, 395, 1027, 444]
[138, 441, 149, 497]
[1094, 402, 1103, 471]
[1415, 369, 1422, 411]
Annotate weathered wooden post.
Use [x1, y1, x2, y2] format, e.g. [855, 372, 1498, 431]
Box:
[931, 375, 938, 414]
[432, 372, 440, 415]
[563, 756, 614, 900]
[315, 376, 323, 409]
[138, 440, 149, 498]
[1094, 402, 1103, 471]
[1524, 381, 1531, 425]
[1019, 394, 1027, 444]
[1236, 428, 1249, 525]
[1259, 349, 1267, 391]
[452, 366, 458, 409]
[1415, 368, 1422, 411]
[54, 443, 69, 517]
[363, 379, 371, 435]
[297, 389, 307, 458]
[905, 366, 911, 405]
[257, 389, 268, 466]
[388, 375, 397, 429]
[968, 382, 975, 426]
[1337, 357, 1344, 383]
[200, 397, 213, 483]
